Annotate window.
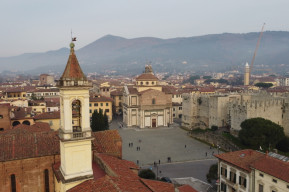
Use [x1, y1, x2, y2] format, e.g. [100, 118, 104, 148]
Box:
[11, 174, 16, 192]
[0, 115, 3, 119]
[152, 82, 154, 85]
[221, 182, 227, 192]
[259, 184, 263, 192]
[230, 171, 236, 183]
[119, 96, 122, 100]
[287, 185, 289, 189]
[146, 81, 149, 85]
[221, 167, 227, 177]
[44, 169, 50, 192]
[105, 109, 109, 113]
[173, 108, 175, 111]
[239, 176, 247, 188]
[106, 103, 108, 106]
[89, 110, 92, 113]
[0, 128, 4, 131]
[141, 82, 143, 85]
[89, 103, 91, 107]
[272, 179, 277, 183]
[101, 103, 103, 106]
[179, 107, 182, 110]
[94, 103, 98, 106]
[152, 98, 155, 104]
[259, 173, 264, 177]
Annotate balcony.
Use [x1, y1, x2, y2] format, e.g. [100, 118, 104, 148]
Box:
[59, 128, 92, 141]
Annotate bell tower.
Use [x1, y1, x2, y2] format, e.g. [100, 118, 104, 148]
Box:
[57, 40, 93, 191]
[244, 62, 250, 86]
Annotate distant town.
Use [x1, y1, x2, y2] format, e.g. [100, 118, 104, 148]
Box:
[0, 40, 289, 192]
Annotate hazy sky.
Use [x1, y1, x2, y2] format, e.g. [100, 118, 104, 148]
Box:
[1, 0, 289, 57]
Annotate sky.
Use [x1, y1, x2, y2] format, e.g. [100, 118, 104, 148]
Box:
[1, 0, 289, 57]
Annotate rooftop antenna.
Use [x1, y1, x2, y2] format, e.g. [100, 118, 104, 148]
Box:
[71, 29, 77, 42]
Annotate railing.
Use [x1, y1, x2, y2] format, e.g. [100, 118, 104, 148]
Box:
[59, 129, 92, 141]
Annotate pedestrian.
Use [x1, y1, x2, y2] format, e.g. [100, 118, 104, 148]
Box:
[129, 143, 131, 147]
[167, 157, 169, 163]
[139, 146, 140, 151]
[137, 160, 139, 165]
[154, 161, 156, 167]
[205, 152, 207, 156]
[212, 151, 214, 155]
[185, 145, 186, 148]
[131, 142, 133, 147]
[159, 160, 160, 164]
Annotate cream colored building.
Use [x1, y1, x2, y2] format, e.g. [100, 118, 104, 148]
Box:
[123, 65, 173, 128]
[216, 149, 289, 192]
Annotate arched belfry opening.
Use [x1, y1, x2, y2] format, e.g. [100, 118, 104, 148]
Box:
[72, 99, 82, 132]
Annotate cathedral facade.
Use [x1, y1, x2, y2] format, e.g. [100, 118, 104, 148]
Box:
[123, 65, 173, 128]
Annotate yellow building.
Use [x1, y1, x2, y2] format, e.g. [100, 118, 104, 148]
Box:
[110, 89, 123, 115]
[3, 86, 34, 100]
[89, 96, 113, 122]
[29, 100, 46, 115]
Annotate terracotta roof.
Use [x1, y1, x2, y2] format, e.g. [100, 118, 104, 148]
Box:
[34, 111, 60, 120]
[12, 122, 51, 132]
[90, 96, 113, 102]
[251, 155, 289, 183]
[0, 125, 59, 162]
[128, 87, 139, 94]
[136, 73, 159, 81]
[5, 86, 35, 93]
[177, 184, 199, 192]
[60, 44, 87, 81]
[141, 178, 175, 192]
[69, 153, 174, 192]
[110, 90, 123, 96]
[215, 149, 264, 172]
[92, 130, 122, 158]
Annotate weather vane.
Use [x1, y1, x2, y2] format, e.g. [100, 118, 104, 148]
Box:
[71, 30, 77, 42]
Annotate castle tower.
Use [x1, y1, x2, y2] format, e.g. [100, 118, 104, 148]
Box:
[57, 41, 93, 191]
[244, 62, 250, 86]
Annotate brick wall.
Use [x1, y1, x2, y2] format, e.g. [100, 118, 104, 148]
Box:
[0, 155, 60, 192]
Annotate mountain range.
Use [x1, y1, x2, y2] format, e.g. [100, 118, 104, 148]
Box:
[1, 31, 289, 75]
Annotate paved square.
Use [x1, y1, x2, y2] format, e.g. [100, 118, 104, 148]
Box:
[111, 119, 218, 166]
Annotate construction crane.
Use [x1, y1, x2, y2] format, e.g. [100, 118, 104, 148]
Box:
[249, 23, 265, 84]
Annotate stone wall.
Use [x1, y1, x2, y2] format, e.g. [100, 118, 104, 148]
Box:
[0, 155, 60, 192]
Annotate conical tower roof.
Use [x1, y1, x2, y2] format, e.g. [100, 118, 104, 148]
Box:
[60, 42, 87, 81]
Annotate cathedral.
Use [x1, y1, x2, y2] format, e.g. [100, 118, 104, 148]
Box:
[123, 65, 173, 128]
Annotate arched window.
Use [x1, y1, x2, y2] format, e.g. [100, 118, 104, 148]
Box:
[146, 81, 149, 85]
[22, 120, 30, 125]
[44, 169, 50, 192]
[0, 128, 4, 131]
[11, 174, 16, 192]
[72, 100, 82, 133]
[152, 81, 154, 85]
[141, 82, 143, 85]
[152, 98, 156, 104]
[12, 121, 20, 127]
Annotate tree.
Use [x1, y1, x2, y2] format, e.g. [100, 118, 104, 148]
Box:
[206, 163, 218, 183]
[254, 82, 273, 89]
[203, 76, 212, 79]
[276, 137, 289, 152]
[138, 169, 156, 180]
[104, 113, 109, 130]
[183, 75, 200, 84]
[91, 109, 108, 132]
[238, 118, 285, 150]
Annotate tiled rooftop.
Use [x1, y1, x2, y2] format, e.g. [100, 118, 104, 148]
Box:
[215, 149, 264, 172]
[177, 184, 199, 192]
[136, 73, 159, 81]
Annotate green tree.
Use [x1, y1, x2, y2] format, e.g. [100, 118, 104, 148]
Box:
[104, 112, 109, 130]
[91, 109, 108, 132]
[238, 118, 285, 150]
[206, 163, 218, 183]
[254, 82, 273, 88]
[138, 169, 156, 180]
[276, 137, 289, 152]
